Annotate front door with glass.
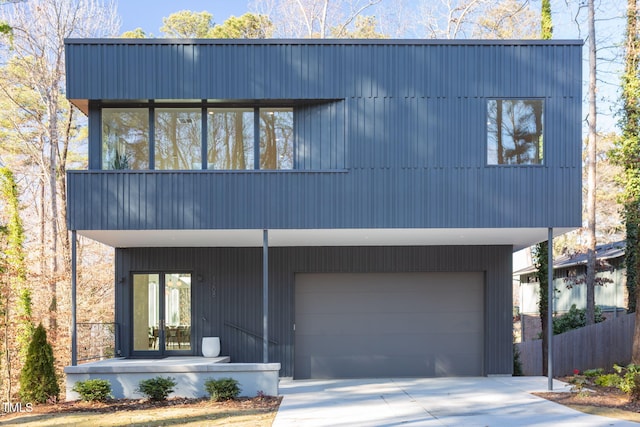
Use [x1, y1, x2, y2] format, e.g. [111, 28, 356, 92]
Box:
[132, 273, 192, 356]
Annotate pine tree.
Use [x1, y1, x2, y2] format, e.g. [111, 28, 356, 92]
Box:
[19, 324, 58, 403]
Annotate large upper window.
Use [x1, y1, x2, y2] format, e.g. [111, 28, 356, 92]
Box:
[487, 99, 544, 165]
[102, 108, 149, 170]
[101, 106, 293, 170]
[155, 109, 202, 170]
[207, 108, 254, 170]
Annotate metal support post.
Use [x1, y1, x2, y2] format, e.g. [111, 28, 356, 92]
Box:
[71, 230, 78, 366]
[548, 227, 553, 390]
[263, 229, 269, 363]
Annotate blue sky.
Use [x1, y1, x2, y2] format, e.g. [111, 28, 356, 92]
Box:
[117, 0, 252, 36]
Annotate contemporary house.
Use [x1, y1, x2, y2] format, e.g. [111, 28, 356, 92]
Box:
[515, 241, 626, 341]
[64, 39, 582, 381]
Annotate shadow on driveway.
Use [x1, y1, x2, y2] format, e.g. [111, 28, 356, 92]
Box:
[272, 376, 638, 426]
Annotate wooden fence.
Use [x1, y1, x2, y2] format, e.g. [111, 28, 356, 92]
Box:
[516, 313, 635, 376]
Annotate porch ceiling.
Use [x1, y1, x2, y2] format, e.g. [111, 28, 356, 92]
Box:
[78, 227, 575, 251]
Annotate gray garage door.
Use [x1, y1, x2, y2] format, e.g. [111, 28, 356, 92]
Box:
[294, 272, 484, 379]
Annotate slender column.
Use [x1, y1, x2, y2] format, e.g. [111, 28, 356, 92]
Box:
[263, 229, 269, 363]
[71, 230, 78, 366]
[548, 227, 553, 390]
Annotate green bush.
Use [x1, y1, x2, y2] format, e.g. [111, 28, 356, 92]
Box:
[513, 343, 523, 376]
[632, 374, 640, 403]
[204, 377, 241, 401]
[136, 376, 176, 401]
[583, 368, 603, 378]
[72, 379, 112, 402]
[19, 323, 59, 403]
[567, 371, 589, 396]
[594, 373, 621, 387]
[553, 304, 605, 335]
[613, 364, 640, 395]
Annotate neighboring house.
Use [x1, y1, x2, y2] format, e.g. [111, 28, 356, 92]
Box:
[514, 241, 627, 342]
[64, 39, 582, 379]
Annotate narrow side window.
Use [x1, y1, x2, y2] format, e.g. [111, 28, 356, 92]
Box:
[260, 108, 293, 170]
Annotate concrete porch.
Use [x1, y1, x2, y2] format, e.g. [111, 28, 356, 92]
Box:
[64, 357, 281, 400]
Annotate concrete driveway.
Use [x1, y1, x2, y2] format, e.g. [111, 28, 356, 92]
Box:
[272, 377, 637, 426]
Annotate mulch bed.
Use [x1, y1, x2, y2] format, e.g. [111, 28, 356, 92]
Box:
[534, 379, 640, 414]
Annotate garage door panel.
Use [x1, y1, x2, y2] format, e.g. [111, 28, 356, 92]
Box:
[297, 272, 481, 293]
[309, 355, 438, 378]
[297, 291, 448, 314]
[295, 272, 484, 379]
[306, 353, 484, 378]
[296, 311, 483, 336]
[296, 332, 483, 358]
[297, 289, 481, 314]
[434, 353, 484, 376]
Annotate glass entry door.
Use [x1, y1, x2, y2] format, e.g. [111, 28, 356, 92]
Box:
[132, 273, 192, 355]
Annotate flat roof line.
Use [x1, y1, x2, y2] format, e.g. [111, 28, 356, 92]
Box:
[64, 38, 584, 46]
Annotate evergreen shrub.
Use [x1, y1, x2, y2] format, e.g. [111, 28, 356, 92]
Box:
[204, 377, 240, 401]
[19, 323, 59, 403]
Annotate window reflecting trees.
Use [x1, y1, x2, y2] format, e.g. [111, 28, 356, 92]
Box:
[487, 100, 543, 165]
[260, 108, 293, 170]
[207, 108, 254, 170]
[155, 109, 202, 170]
[101, 107, 293, 170]
[102, 108, 149, 170]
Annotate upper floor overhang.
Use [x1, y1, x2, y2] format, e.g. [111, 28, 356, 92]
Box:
[65, 40, 583, 248]
[67, 169, 580, 250]
[77, 227, 575, 251]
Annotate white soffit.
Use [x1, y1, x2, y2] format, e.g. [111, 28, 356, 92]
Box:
[79, 228, 575, 251]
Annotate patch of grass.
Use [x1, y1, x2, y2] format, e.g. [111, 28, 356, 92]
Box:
[564, 404, 640, 423]
[0, 397, 281, 427]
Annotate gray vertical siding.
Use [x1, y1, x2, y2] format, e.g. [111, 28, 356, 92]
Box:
[115, 245, 513, 377]
[65, 40, 582, 101]
[295, 102, 346, 170]
[67, 165, 579, 230]
[66, 40, 582, 232]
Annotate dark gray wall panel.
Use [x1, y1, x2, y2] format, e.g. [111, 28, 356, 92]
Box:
[295, 102, 346, 170]
[114, 245, 513, 377]
[66, 40, 581, 101]
[66, 41, 582, 233]
[68, 165, 578, 230]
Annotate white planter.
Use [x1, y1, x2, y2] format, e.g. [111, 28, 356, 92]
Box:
[202, 337, 221, 357]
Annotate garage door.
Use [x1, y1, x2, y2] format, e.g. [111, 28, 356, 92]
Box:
[294, 272, 484, 379]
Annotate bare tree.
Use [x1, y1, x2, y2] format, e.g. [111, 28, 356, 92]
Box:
[584, 0, 598, 326]
[251, 0, 382, 38]
[417, 0, 538, 39]
[0, 0, 119, 350]
[473, 0, 539, 39]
